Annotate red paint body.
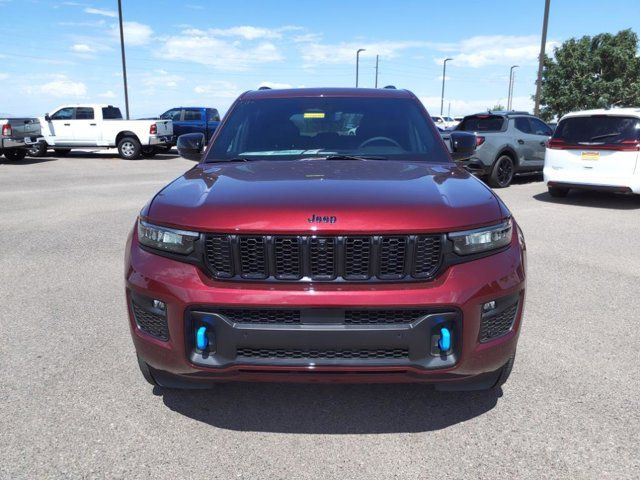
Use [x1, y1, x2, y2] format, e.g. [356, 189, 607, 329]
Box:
[125, 88, 526, 387]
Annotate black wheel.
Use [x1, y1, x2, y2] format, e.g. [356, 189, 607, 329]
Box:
[493, 352, 516, 389]
[548, 186, 569, 198]
[137, 356, 158, 386]
[3, 149, 27, 161]
[141, 146, 157, 158]
[488, 154, 515, 188]
[117, 136, 141, 160]
[53, 148, 71, 156]
[28, 142, 47, 157]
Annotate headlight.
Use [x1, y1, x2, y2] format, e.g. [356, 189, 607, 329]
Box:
[449, 219, 512, 255]
[137, 220, 199, 255]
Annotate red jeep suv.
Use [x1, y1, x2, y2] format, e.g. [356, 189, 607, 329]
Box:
[125, 88, 526, 391]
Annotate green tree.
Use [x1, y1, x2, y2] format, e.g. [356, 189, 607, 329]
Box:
[491, 103, 506, 111]
[539, 29, 640, 121]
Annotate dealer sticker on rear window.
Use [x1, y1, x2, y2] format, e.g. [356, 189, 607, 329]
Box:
[581, 151, 600, 161]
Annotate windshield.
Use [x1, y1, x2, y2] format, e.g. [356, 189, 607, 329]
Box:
[206, 97, 450, 163]
[553, 115, 640, 145]
[457, 115, 505, 132]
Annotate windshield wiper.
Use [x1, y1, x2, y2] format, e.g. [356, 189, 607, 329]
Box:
[320, 154, 387, 161]
[588, 132, 621, 141]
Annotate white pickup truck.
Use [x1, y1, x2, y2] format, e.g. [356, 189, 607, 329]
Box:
[31, 104, 173, 159]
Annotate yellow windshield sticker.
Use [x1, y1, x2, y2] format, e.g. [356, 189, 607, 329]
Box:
[581, 151, 600, 161]
[304, 112, 325, 119]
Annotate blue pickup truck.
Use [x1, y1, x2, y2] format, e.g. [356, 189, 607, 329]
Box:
[159, 107, 220, 148]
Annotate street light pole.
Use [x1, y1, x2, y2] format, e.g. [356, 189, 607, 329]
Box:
[356, 48, 366, 88]
[374, 55, 379, 88]
[508, 65, 519, 110]
[534, 0, 551, 116]
[117, 0, 130, 120]
[440, 58, 453, 115]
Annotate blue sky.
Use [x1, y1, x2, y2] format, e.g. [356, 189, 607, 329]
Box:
[1, 0, 638, 117]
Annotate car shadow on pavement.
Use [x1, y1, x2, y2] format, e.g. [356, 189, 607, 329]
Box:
[533, 190, 640, 210]
[61, 151, 182, 161]
[0, 157, 58, 165]
[156, 383, 501, 433]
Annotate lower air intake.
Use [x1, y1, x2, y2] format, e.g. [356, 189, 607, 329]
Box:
[236, 348, 409, 360]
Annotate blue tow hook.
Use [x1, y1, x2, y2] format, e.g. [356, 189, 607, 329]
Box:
[196, 326, 208, 350]
[438, 327, 451, 352]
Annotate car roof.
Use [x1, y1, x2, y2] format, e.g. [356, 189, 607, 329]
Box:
[241, 87, 414, 100]
[560, 108, 640, 120]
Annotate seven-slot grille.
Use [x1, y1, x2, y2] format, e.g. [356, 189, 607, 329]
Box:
[204, 234, 442, 282]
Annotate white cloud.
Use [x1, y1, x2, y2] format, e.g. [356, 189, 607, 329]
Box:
[429, 35, 557, 68]
[84, 7, 116, 18]
[418, 95, 533, 116]
[159, 29, 283, 70]
[71, 43, 94, 53]
[98, 90, 117, 99]
[24, 75, 87, 98]
[193, 80, 241, 98]
[300, 41, 427, 66]
[140, 70, 182, 91]
[110, 21, 153, 46]
[209, 26, 283, 40]
[292, 32, 323, 43]
[0, 73, 8, 80]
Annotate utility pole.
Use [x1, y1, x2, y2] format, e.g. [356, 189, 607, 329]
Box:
[374, 55, 379, 88]
[534, 0, 551, 116]
[355, 48, 366, 88]
[508, 65, 519, 110]
[117, 0, 130, 119]
[440, 58, 453, 115]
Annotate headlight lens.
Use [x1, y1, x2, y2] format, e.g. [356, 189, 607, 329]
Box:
[449, 219, 512, 255]
[137, 220, 199, 255]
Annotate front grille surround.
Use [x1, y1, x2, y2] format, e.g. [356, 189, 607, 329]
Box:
[203, 233, 444, 283]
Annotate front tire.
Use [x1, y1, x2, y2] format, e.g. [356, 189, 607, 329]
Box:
[3, 149, 27, 161]
[548, 186, 569, 198]
[493, 352, 516, 389]
[117, 137, 141, 160]
[488, 154, 515, 188]
[136, 356, 159, 386]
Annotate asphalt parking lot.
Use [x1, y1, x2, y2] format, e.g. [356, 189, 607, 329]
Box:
[1, 151, 639, 479]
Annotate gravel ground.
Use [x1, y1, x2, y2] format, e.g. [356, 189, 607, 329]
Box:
[1, 151, 639, 479]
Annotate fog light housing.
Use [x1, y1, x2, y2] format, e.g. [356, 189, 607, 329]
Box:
[482, 301, 496, 312]
[152, 299, 166, 312]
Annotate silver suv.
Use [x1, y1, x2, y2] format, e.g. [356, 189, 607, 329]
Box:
[454, 111, 553, 187]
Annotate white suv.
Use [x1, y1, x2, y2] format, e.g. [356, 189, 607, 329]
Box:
[544, 108, 640, 197]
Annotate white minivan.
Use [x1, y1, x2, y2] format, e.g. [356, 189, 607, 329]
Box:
[544, 108, 640, 197]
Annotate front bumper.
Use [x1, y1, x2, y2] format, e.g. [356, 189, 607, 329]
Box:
[125, 226, 526, 385]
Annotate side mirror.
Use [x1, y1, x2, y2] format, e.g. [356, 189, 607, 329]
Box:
[44, 114, 51, 122]
[177, 132, 205, 161]
[449, 131, 476, 161]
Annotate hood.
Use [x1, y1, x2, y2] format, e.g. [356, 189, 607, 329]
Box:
[147, 160, 503, 234]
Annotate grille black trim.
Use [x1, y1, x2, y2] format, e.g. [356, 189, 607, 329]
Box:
[236, 348, 409, 360]
[132, 301, 169, 341]
[203, 234, 443, 283]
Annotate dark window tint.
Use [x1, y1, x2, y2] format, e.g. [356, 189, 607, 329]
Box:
[51, 107, 74, 120]
[529, 118, 553, 136]
[458, 115, 505, 132]
[160, 109, 181, 121]
[184, 109, 203, 121]
[514, 117, 532, 133]
[207, 109, 220, 122]
[553, 116, 640, 145]
[207, 97, 449, 163]
[75, 107, 94, 120]
[102, 107, 123, 119]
